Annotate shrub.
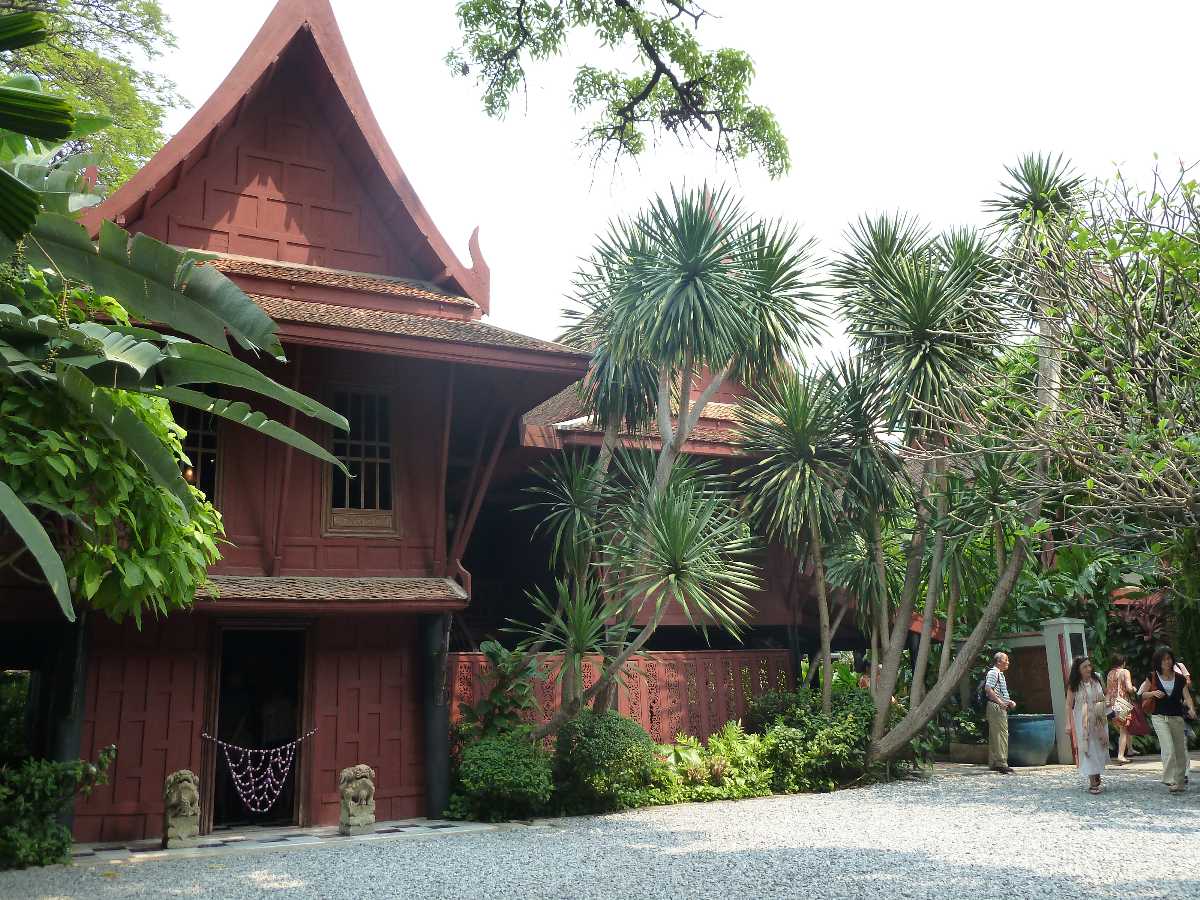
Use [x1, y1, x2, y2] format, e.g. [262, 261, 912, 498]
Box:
[0, 745, 116, 870]
[761, 688, 878, 793]
[744, 688, 814, 734]
[447, 730, 552, 822]
[553, 710, 660, 813]
[690, 721, 772, 800]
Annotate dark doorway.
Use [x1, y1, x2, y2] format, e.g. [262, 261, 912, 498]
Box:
[213, 629, 305, 828]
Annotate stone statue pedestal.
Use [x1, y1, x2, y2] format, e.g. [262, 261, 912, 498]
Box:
[338, 764, 377, 836]
[162, 769, 201, 849]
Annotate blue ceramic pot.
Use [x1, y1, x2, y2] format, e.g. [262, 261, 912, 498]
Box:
[1008, 713, 1056, 766]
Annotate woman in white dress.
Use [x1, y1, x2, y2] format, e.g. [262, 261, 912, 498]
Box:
[1065, 656, 1108, 794]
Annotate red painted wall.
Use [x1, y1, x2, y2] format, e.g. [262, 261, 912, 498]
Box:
[212, 346, 449, 578]
[127, 53, 422, 283]
[73, 613, 426, 841]
[74, 615, 209, 843]
[307, 616, 425, 824]
[451, 650, 793, 744]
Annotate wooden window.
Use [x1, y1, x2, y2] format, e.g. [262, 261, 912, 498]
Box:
[327, 389, 396, 533]
[176, 402, 219, 501]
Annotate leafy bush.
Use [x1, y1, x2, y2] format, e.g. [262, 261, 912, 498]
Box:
[0, 745, 115, 870]
[553, 710, 661, 813]
[755, 688, 880, 793]
[744, 688, 814, 734]
[446, 730, 552, 822]
[686, 721, 772, 801]
[457, 640, 542, 740]
[0, 672, 31, 764]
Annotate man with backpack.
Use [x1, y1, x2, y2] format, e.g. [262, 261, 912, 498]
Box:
[983, 651, 1017, 773]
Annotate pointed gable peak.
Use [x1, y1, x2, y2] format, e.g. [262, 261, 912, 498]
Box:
[83, 0, 491, 313]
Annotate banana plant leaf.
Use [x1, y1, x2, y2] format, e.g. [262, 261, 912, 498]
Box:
[157, 341, 348, 431]
[0, 12, 49, 53]
[25, 214, 285, 358]
[158, 387, 349, 473]
[0, 479, 73, 620]
[0, 165, 39, 247]
[58, 366, 195, 517]
[0, 82, 73, 141]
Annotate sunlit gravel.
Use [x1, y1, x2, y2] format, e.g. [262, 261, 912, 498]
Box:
[3, 761, 1197, 899]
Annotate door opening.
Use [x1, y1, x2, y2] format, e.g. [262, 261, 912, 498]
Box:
[213, 629, 305, 828]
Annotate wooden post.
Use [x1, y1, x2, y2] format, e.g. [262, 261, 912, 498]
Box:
[423, 613, 452, 817]
[268, 346, 303, 576]
[434, 365, 455, 576]
[450, 407, 514, 565]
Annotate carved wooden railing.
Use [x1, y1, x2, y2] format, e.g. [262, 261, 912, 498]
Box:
[448, 649, 794, 743]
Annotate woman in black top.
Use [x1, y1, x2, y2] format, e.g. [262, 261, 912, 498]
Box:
[1138, 646, 1197, 793]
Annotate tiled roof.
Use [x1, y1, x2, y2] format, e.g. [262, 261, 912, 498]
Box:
[250, 293, 588, 357]
[525, 386, 741, 430]
[206, 254, 477, 307]
[199, 575, 468, 602]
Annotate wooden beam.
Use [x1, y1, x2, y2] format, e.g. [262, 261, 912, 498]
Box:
[434, 364, 455, 576]
[267, 346, 304, 575]
[450, 407, 515, 565]
[449, 409, 493, 561]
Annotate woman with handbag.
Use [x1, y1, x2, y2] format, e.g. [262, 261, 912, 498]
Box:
[1106, 655, 1137, 763]
[1066, 656, 1109, 794]
[1138, 646, 1198, 794]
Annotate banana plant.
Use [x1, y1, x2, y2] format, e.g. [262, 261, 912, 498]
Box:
[0, 12, 348, 620]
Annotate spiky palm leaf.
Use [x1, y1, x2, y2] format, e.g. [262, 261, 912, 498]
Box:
[736, 366, 848, 550]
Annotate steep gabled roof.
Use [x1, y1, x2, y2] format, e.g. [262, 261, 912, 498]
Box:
[81, 0, 492, 312]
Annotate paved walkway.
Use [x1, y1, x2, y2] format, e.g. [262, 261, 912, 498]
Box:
[3, 755, 1198, 899]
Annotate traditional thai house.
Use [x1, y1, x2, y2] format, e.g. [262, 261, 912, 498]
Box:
[0, 0, 877, 844]
[1, 0, 587, 841]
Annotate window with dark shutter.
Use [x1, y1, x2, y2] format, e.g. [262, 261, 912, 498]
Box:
[176, 402, 220, 502]
[327, 389, 397, 534]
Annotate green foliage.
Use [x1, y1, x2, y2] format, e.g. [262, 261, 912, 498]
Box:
[457, 640, 542, 739]
[1, 339, 222, 622]
[448, 1, 788, 177]
[744, 688, 815, 735]
[0, 672, 30, 763]
[0, 743, 115, 869]
[685, 721, 772, 801]
[4, 1, 184, 188]
[553, 710, 661, 813]
[446, 730, 553, 823]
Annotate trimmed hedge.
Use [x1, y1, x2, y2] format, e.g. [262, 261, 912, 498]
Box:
[447, 731, 553, 822]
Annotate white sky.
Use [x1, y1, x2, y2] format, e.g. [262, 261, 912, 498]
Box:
[155, 0, 1200, 349]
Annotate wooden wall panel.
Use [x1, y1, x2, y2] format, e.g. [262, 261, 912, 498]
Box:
[450, 650, 794, 745]
[127, 59, 421, 280]
[74, 616, 209, 842]
[212, 348, 447, 578]
[307, 616, 424, 825]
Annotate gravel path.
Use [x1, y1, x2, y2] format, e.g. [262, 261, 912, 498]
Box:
[4, 761, 1198, 899]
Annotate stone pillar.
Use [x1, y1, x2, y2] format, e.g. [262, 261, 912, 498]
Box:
[1040, 617, 1088, 765]
[422, 613, 451, 818]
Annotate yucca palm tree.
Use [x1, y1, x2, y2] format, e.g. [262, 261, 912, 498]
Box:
[832, 213, 1007, 725]
[530, 458, 759, 737]
[825, 354, 907, 698]
[565, 183, 825, 495]
[738, 366, 849, 713]
[985, 153, 1084, 412]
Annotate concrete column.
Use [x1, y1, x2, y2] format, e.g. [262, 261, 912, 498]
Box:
[422, 613, 451, 818]
[1039, 617, 1087, 765]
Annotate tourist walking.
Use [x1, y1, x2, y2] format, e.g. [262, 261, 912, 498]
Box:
[1066, 656, 1108, 794]
[984, 651, 1016, 774]
[1138, 646, 1198, 794]
[1106, 655, 1137, 763]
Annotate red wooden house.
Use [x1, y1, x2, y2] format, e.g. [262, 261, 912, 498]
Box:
[2, 0, 587, 841]
[0, 0, 874, 844]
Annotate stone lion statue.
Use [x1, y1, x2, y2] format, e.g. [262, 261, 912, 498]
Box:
[338, 763, 376, 835]
[162, 769, 200, 848]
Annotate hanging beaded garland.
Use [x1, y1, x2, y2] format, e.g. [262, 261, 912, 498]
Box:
[201, 728, 317, 814]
